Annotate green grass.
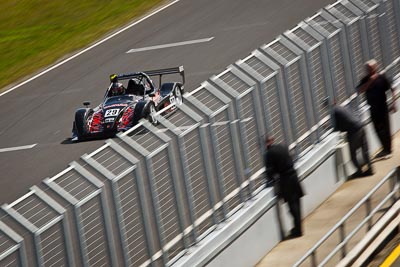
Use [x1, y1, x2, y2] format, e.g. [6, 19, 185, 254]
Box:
[0, 0, 165, 91]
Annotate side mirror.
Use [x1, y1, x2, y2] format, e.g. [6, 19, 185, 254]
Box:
[83, 101, 91, 107]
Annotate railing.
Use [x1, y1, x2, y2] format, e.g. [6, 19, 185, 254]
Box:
[294, 166, 400, 267]
[1, 0, 400, 266]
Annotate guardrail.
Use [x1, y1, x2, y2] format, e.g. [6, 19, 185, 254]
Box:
[1, 0, 400, 266]
[294, 166, 400, 267]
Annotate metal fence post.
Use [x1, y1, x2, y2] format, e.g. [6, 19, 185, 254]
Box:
[339, 224, 347, 259]
[199, 123, 220, 225]
[365, 198, 372, 230]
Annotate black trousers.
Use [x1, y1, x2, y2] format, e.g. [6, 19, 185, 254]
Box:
[371, 111, 392, 153]
[287, 197, 302, 235]
[348, 128, 372, 172]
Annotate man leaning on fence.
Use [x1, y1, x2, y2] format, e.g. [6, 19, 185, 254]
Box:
[325, 98, 374, 179]
[263, 135, 304, 239]
[357, 59, 397, 159]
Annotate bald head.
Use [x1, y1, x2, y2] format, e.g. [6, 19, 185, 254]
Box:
[265, 135, 275, 149]
[366, 59, 378, 75]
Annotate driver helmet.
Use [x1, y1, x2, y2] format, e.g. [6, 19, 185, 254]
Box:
[110, 74, 125, 95]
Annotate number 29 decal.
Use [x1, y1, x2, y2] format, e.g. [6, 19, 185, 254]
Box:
[105, 109, 119, 117]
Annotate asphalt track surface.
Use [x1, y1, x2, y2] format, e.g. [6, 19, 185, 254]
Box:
[0, 0, 335, 204]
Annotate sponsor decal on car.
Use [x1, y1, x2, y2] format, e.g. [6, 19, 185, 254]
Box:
[103, 103, 128, 109]
[105, 118, 115, 123]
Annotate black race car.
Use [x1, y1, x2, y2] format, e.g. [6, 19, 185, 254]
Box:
[72, 66, 184, 141]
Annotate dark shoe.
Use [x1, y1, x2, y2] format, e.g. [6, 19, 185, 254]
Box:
[349, 170, 363, 179]
[286, 231, 302, 240]
[362, 168, 374, 176]
[375, 150, 392, 159]
[375, 150, 386, 158]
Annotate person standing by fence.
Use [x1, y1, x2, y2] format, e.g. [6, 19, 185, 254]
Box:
[357, 59, 397, 159]
[264, 136, 304, 239]
[327, 100, 374, 178]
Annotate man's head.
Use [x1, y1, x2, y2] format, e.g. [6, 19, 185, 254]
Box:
[366, 59, 378, 76]
[265, 135, 275, 149]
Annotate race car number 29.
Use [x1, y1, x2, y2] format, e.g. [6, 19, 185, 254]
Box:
[105, 109, 119, 117]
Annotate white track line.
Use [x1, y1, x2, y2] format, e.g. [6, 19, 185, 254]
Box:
[127, 37, 214, 53]
[0, 0, 181, 97]
[0, 144, 37, 153]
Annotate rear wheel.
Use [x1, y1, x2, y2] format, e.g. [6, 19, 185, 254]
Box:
[147, 102, 158, 125]
[173, 85, 183, 106]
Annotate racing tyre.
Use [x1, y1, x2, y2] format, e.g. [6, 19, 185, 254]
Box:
[74, 109, 89, 141]
[173, 85, 183, 106]
[146, 102, 158, 125]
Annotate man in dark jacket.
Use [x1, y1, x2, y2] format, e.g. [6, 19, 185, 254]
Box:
[330, 102, 374, 178]
[264, 136, 304, 239]
[357, 59, 397, 158]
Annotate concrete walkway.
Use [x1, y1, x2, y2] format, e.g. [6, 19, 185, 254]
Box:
[256, 131, 400, 267]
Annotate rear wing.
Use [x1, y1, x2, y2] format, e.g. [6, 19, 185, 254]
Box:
[116, 66, 185, 88]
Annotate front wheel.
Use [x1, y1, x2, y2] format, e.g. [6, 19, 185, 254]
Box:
[73, 109, 90, 141]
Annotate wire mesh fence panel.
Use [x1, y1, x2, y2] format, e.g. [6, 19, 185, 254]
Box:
[112, 171, 150, 267]
[147, 148, 185, 263]
[153, 104, 217, 247]
[260, 77, 288, 144]
[383, 0, 400, 61]
[76, 195, 111, 267]
[306, 11, 355, 104]
[164, 106, 200, 129]
[88, 146, 133, 177]
[261, 37, 314, 156]
[237, 95, 264, 189]
[376, 0, 400, 79]
[44, 165, 115, 267]
[9, 195, 58, 230]
[237, 51, 290, 146]
[0, 222, 25, 267]
[216, 69, 254, 96]
[326, 1, 368, 89]
[128, 127, 165, 154]
[1, 253, 21, 267]
[210, 110, 243, 215]
[354, 0, 385, 66]
[285, 23, 333, 140]
[186, 86, 228, 117]
[211, 68, 265, 194]
[48, 167, 98, 202]
[2, 187, 71, 267]
[82, 141, 152, 267]
[157, 104, 216, 241]
[184, 85, 241, 220]
[179, 128, 215, 237]
[120, 121, 190, 265]
[37, 222, 68, 267]
[3, 186, 73, 266]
